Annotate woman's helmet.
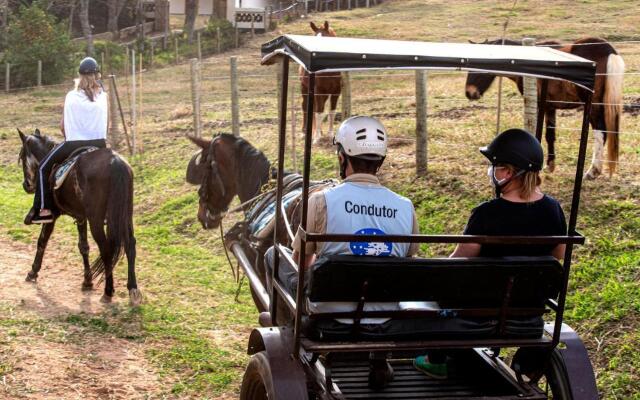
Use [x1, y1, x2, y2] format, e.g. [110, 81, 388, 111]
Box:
[334, 116, 388, 160]
[78, 57, 100, 75]
[480, 128, 543, 171]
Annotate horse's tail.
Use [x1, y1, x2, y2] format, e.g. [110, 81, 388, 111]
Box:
[603, 53, 624, 175]
[91, 155, 134, 280]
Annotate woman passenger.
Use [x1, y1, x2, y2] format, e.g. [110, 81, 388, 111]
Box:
[414, 128, 567, 379]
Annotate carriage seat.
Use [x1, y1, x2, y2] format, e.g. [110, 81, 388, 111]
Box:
[53, 147, 99, 189]
[302, 255, 563, 341]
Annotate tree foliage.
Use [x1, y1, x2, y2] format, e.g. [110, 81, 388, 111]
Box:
[4, 3, 78, 87]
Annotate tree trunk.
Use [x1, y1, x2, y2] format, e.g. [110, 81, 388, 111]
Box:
[108, 0, 127, 40]
[184, 0, 199, 44]
[79, 0, 93, 56]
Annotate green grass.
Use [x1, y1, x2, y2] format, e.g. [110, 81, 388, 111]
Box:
[1, 0, 639, 397]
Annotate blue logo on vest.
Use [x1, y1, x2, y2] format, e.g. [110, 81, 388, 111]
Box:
[350, 228, 392, 256]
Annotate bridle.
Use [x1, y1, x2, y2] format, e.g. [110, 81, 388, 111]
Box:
[199, 137, 230, 221]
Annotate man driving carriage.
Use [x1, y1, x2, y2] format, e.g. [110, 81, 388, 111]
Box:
[264, 115, 420, 389]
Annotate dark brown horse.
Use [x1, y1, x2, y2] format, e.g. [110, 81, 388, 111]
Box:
[465, 38, 624, 179]
[18, 129, 141, 305]
[300, 21, 342, 144]
[186, 133, 272, 229]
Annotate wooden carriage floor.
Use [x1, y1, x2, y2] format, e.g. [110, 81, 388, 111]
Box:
[0, 237, 161, 400]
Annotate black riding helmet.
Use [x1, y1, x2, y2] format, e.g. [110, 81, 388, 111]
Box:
[78, 57, 100, 75]
[480, 128, 543, 171]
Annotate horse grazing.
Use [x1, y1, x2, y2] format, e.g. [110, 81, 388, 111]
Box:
[465, 38, 624, 179]
[17, 129, 141, 306]
[186, 133, 272, 229]
[300, 21, 342, 143]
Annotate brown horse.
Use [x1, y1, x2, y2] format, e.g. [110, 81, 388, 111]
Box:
[465, 38, 624, 179]
[300, 21, 342, 144]
[186, 133, 272, 229]
[18, 129, 141, 306]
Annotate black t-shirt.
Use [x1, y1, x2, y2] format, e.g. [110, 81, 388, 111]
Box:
[463, 195, 567, 257]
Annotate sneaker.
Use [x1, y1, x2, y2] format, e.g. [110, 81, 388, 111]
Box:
[414, 355, 448, 379]
[31, 213, 54, 224]
[24, 208, 36, 225]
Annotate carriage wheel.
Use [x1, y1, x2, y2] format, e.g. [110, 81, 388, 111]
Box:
[540, 349, 573, 399]
[240, 351, 276, 400]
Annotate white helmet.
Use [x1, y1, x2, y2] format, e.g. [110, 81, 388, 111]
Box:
[334, 116, 388, 160]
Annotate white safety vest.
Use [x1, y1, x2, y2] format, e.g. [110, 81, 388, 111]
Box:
[310, 181, 415, 324]
[63, 89, 108, 141]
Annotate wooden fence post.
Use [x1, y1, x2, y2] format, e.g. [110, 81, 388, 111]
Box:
[348, 0, 351, 10]
[522, 37, 538, 134]
[190, 59, 202, 137]
[131, 50, 137, 156]
[251, 15, 255, 38]
[291, 73, 297, 173]
[276, 61, 283, 122]
[150, 42, 155, 68]
[415, 70, 427, 176]
[108, 76, 121, 150]
[305, 0, 308, 15]
[5, 63, 9, 92]
[341, 72, 351, 120]
[217, 27, 222, 53]
[197, 31, 202, 61]
[37, 60, 42, 87]
[230, 56, 240, 136]
[124, 47, 129, 76]
[235, 26, 239, 48]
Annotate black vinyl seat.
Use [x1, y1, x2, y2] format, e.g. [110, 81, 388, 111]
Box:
[302, 255, 563, 342]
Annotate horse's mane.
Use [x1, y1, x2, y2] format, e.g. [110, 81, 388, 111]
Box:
[218, 133, 271, 202]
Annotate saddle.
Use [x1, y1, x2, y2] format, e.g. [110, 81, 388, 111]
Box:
[53, 147, 98, 189]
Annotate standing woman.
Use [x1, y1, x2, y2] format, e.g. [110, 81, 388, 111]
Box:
[27, 57, 109, 224]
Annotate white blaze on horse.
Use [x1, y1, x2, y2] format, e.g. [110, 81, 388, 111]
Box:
[465, 37, 624, 180]
[300, 21, 342, 144]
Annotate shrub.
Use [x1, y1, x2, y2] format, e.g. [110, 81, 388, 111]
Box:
[205, 18, 237, 52]
[4, 3, 77, 87]
[93, 40, 127, 75]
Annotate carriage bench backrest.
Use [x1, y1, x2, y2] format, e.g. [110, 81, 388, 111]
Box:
[308, 255, 563, 313]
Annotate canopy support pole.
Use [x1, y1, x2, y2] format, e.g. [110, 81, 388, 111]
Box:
[552, 93, 592, 347]
[294, 72, 315, 355]
[271, 58, 290, 325]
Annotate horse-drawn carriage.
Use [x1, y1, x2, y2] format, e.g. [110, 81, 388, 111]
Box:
[209, 35, 601, 399]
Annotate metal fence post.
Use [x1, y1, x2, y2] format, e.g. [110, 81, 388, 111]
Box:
[108, 76, 121, 150]
[217, 27, 222, 53]
[5, 63, 9, 92]
[37, 60, 42, 87]
[415, 70, 428, 176]
[341, 72, 351, 120]
[522, 37, 538, 134]
[190, 59, 202, 137]
[197, 31, 202, 61]
[131, 50, 137, 156]
[235, 26, 239, 48]
[230, 56, 240, 136]
[174, 35, 179, 64]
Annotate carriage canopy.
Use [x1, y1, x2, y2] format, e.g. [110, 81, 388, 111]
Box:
[261, 34, 597, 91]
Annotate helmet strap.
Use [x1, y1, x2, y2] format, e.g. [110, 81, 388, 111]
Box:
[491, 167, 525, 199]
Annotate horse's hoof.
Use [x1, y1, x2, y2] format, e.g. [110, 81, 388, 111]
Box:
[81, 282, 94, 291]
[129, 288, 143, 307]
[546, 161, 556, 173]
[25, 273, 37, 283]
[100, 295, 113, 304]
[584, 168, 600, 180]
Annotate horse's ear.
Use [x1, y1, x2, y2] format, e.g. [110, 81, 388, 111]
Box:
[17, 128, 26, 143]
[483, 38, 489, 44]
[187, 134, 210, 150]
[309, 21, 318, 32]
[468, 39, 477, 44]
[324, 21, 329, 30]
[34, 128, 41, 136]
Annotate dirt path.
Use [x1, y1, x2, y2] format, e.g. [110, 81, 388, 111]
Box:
[0, 237, 162, 400]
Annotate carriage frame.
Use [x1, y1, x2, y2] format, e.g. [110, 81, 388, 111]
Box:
[230, 34, 600, 399]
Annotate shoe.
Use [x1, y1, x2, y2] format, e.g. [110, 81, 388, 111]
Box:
[31, 213, 54, 224]
[414, 355, 448, 379]
[368, 359, 394, 390]
[24, 208, 36, 225]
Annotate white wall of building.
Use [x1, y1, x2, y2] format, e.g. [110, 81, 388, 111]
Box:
[170, 0, 215, 15]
